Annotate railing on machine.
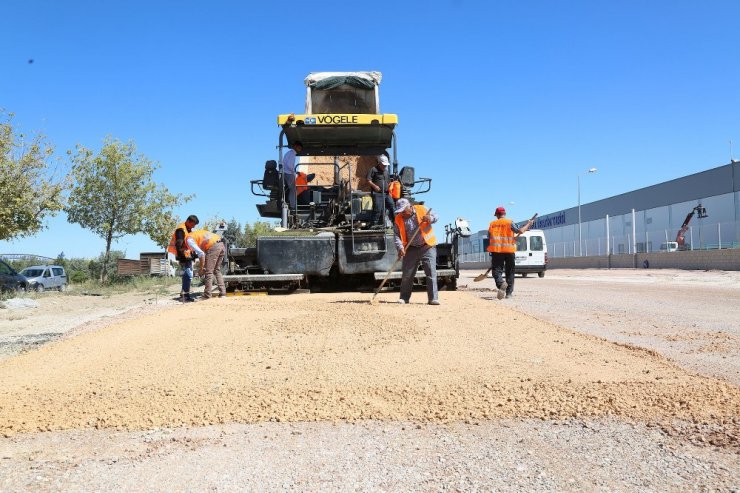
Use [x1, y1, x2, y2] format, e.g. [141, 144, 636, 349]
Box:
[291, 159, 340, 228]
[346, 157, 388, 256]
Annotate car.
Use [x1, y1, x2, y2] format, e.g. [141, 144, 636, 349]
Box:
[19, 265, 68, 292]
[0, 259, 29, 292]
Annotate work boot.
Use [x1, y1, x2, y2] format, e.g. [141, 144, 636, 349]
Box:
[505, 293, 513, 299]
[497, 281, 508, 300]
[183, 294, 195, 303]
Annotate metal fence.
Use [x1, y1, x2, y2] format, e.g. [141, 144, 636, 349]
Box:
[457, 219, 740, 262]
[549, 219, 740, 258]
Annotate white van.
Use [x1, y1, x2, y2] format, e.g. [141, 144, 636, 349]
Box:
[19, 265, 68, 292]
[515, 230, 547, 278]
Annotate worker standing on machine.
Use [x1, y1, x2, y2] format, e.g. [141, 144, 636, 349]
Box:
[487, 206, 533, 300]
[167, 214, 199, 302]
[393, 198, 439, 305]
[367, 154, 396, 227]
[282, 140, 302, 211]
[186, 229, 227, 300]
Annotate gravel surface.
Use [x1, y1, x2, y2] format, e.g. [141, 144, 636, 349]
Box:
[0, 269, 737, 491]
[460, 268, 740, 385]
[0, 290, 178, 361]
[1, 419, 737, 492]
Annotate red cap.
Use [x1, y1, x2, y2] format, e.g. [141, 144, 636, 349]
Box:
[495, 206, 506, 216]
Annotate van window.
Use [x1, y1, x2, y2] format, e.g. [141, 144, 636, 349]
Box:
[52, 267, 64, 276]
[530, 236, 544, 251]
[43, 269, 51, 278]
[516, 237, 527, 251]
[0, 261, 13, 275]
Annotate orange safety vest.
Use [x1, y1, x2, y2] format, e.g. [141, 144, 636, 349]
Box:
[394, 205, 436, 248]
[167, 222, 195, 260]
[186, 229, 221, 253]
[387, 180, 401, 199]
[487, 218, 516, 253]
[296, 171, 309, 195]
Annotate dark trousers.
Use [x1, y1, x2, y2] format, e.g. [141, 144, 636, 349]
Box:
[180, 260, 193, 294]
[491, 252, 515, 295]
[284, 173, 296, 210]
[400, 245, 438, 303]
[371, 191, 395, 226]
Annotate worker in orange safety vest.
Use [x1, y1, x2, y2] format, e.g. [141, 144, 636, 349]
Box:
[295, 170, 316, 205]
[487, 206, 534, 300]
[167, 214, 199, 302]
[185, 229, 226, 299]
[393, 198, 439, 305]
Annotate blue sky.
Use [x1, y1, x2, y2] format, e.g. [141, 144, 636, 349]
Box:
[2, 0, 739, 259]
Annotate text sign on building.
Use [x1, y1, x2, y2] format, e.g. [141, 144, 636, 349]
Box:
[533, 212, 567, 229]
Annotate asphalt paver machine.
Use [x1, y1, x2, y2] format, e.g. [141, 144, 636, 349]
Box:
[223, 72, 470, 293]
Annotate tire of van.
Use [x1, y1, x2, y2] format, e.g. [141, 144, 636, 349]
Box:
[35, 284, 45, 293]
[538, 271, 545, 278]
[521, 273, 528, 278]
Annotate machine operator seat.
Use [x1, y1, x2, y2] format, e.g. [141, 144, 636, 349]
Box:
[399, 166, 415, 187]
[263, 160, 279, 190]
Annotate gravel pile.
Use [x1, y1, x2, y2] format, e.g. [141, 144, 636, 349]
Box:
[0, 270, 737, 491]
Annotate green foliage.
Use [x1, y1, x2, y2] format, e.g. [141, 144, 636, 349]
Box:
[200, 217, 250, 248]
[0, 111, 68, 241]
[72, 274, 179, 296]
[69, 270, 89, 283]
[5, 258, 39, 272]
[202, 215, 225, 234]
[148, 212, 180, 251]
[64, 257, 92, 284]
[66, 137, 192, 281]
[243, 221, 276, 247]
[224, 218, 247, 248]
[87, 250, 126, 284]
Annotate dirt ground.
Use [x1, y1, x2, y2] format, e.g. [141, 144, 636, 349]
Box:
[462, 268, 740, 386]
[0, 269, 738, 491]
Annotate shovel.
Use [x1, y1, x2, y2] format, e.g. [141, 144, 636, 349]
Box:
[473, 213, 538, 282]
[370, 208, 432, 304]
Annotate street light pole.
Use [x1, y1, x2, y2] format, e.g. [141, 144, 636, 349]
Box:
[577, 167, 598, 256]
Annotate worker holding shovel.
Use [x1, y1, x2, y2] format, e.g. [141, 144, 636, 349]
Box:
[487, 207, 535, 300]
[393, 199, 439, 305]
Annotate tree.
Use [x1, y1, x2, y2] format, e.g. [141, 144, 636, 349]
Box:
[243, 221, 275, 247]
[198, 216, 246, 248]
[66, 137, 191, 282]
[146, 210, 181, 252]
[224, 218, 247, 248]
[0, 111, 67, 241]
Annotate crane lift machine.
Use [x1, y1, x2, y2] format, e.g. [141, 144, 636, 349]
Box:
[222, 71, 470, 293]
[674, 203, 708, 251]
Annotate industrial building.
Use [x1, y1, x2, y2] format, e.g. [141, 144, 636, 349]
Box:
[459, 161, 740, 261]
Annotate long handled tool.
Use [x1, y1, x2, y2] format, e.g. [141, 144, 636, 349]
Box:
[370, 208, 432, 304]
[474, 212, 538, 282]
